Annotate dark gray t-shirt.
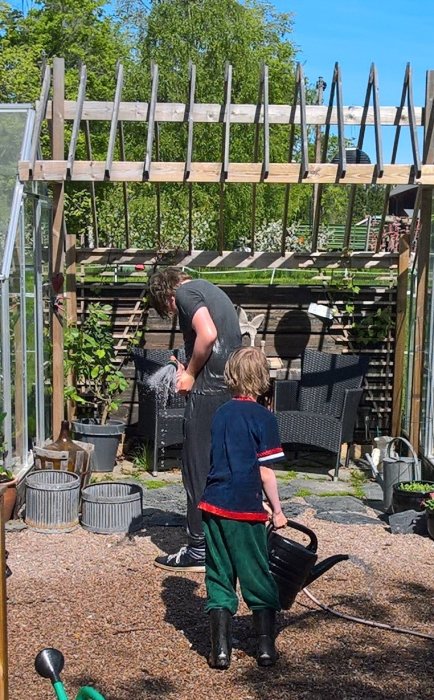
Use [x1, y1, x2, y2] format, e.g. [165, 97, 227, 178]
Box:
[175, 279, 242, 392]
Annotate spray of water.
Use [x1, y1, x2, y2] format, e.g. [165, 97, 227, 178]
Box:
[347, 554, 375, 599]
[146, 362, 178, 409]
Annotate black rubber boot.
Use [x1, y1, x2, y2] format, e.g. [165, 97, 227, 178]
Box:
[252, 609, 278, 667]
[208, 608, 232, 670]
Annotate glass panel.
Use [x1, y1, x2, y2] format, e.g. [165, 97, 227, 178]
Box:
[0, 110, 29, 263]
[8, 204, 26, 464]
[39, 200, 52, 440]
[421, 204, 434, 458]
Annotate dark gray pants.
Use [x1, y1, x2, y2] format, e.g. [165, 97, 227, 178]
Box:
[182, 391, 231, 549]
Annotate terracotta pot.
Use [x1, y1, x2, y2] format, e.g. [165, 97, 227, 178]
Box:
[1, 479, 17, 523]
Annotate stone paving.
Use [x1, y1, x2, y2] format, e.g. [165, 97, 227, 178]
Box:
[112, 453, 387, 529]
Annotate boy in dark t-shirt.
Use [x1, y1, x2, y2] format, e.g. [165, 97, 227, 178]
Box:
[199, 347, 287, 670]
[148, 267, 242, 572]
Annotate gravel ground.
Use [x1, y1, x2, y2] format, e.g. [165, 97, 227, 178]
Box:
[6, 507, 434, 700]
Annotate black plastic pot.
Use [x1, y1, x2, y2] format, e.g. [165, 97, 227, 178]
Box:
[72, 419, 125, 472]
[426, 510, 434, 541]
[392, 481, 434, 514]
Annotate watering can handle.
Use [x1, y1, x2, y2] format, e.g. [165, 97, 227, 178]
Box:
[267, 519, 318, 552]
[385, 437, 419, 468]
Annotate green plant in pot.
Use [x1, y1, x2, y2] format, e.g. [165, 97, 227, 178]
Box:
[0, 412, 17, 522]
[64, 303, 129, 473]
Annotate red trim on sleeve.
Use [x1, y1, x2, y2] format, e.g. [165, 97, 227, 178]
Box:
[258, 447, 284, 458]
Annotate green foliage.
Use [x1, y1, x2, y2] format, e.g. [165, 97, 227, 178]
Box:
[396, 482, 434, 493]
[132, 442, 153, 472]
[64, 303, 128, 424]
[350, 307, 394, 346]
[425, 498, 434, 511]
[294, 487, 312, 498]
[349, 468, 368, 499]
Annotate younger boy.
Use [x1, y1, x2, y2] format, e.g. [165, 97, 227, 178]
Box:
[199, 347, 287, 670]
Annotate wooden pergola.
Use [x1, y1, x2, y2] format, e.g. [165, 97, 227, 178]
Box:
[0, 55, 432, 700]
[17, 57, 434, 449]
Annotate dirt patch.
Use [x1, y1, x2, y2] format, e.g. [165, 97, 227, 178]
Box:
[6, 511, 434, 700]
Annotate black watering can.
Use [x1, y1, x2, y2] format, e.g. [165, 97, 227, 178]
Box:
[267, 520, 349, 610]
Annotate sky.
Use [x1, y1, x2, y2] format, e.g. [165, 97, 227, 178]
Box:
[276, 0, 434, 163]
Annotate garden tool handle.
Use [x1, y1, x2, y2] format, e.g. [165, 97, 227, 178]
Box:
[76, 687, 107, 700]
[267, 519, 318, 552]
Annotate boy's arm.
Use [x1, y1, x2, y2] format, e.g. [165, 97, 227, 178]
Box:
[260, 466, 287, 529]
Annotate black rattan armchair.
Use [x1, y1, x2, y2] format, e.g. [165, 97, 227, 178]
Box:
[273, 349, 369, 480]
[131, 348, 186, 476]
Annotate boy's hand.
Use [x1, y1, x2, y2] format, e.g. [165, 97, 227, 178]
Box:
[272, 510, 287, 530]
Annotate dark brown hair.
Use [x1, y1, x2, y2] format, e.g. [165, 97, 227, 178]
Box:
[147, 267, 191, 318]
[224, 347, 270, 398]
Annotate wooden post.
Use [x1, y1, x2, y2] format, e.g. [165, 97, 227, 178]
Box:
[0, 489, 8, 699]
[51, 57, 65, 438]
[391, 233, 410, 435]
[409, 70, 434, 450]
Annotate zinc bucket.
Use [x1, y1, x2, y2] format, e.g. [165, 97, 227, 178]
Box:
[25, 470, 80, 533]
[80, 481, 143, 534]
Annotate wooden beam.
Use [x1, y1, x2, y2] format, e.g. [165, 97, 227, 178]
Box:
[29, 65, 51, 175]
[221, 62, 232, 179]
[311, 76, 327, 252]
[0, 491, 8, 700]
[406, 64, 421, 178]
[51, 57, 65, 438]
[75, 247, 398, 269]
[66, 64, 87, 178]
[296, 63, 309, 179]
[391, 233, 410, 435]
[20, 160, 434, 184]
[45, 100, 423, 126]
[84, 120, 99, 246]
[185, 62, 196, 180]
[409, 69, 434, 451]
[144, 62, 159, 179]
[262, 64, 270, 179]
[105, 63, 124, 178]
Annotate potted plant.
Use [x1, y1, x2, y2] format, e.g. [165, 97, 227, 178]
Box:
[64, 303, 129, 472]
[0, 412, 17, 522]
[425, 498, 434, 540]
[392, 480, 434, 514]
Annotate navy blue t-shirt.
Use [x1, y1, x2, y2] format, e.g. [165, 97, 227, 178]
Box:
[199, 398, 285, 521]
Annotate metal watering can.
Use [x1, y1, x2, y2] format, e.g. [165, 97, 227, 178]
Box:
[35, 648, 106, 700]
[366, 436, 421, 513]
[267, 520, 349, 610]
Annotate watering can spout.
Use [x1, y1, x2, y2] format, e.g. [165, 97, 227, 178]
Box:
[306, 554, 349, 585]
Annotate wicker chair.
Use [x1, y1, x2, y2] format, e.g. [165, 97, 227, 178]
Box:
[273, 349, 369, 480]
[131, 348, 187, 476]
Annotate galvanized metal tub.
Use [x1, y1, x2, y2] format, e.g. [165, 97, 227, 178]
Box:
[25, 470, 80, 533]
[80, 482, 143, 534]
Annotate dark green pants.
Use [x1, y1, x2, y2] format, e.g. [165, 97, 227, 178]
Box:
[202, 513, 281, 615]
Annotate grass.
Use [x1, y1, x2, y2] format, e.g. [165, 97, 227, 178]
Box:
[82, 265, 397, 289]
[277, 470, 298, 482]
[349, 468, 368, 499]
[132, 443, 153, 473]
[142, 479, 167, 490]
[318, 490, 355, 497]
[293, 487, 312, 498]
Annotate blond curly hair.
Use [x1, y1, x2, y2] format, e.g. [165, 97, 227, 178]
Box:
[224, 347, 270, 398]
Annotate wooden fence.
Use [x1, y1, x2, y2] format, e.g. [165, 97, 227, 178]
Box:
[78, 282, 397, 439]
